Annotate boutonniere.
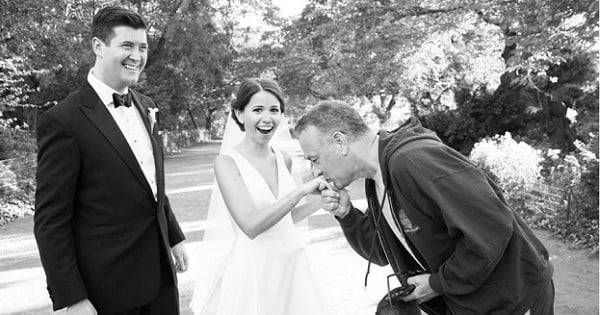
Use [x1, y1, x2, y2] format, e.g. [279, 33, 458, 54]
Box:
[147, 107, 159, 133]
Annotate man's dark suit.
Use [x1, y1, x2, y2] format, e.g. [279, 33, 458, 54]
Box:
[34, 81, 185, 314]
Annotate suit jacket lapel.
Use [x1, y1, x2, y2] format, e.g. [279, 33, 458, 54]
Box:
[130, 91, 152, 135]
[78, 82, 154, 199]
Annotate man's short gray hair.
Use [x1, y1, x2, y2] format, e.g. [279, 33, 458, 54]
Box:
[294, 100, 369, 141]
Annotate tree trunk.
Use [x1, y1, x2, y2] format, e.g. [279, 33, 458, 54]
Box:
[146, 0, 187, 68]
[403, 94, 420, 116]
[187, 108, 198, 129]
[205, 111, 213, 135]
[385, 94, 397, 113]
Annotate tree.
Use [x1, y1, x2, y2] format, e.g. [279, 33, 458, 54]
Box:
[0, 0, 243, 133]
[139, 0, 236, 132]
[1, 0, 100, 130]
[254, 0, 598, 124]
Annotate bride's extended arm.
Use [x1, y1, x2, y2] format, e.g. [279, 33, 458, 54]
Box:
[291, 199, 321, 223]
[280, 152, 329, 223]
[215, 154, 325, 239]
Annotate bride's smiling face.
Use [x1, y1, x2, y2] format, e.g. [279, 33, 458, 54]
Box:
[236, 90, 282, 143]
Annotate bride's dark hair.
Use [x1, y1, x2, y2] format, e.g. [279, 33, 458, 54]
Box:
[231, 78, 286, 131]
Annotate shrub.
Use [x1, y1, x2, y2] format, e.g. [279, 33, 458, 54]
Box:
[0, 115, 37, 225]
[564, 140, 599, 250]
[160, 129, 210, 154]
[0, 163, 18, 196]
[0, 158, 35, 226]
[0, 118, 36, 160]
[468, 133, 598, 251]
[519, 140, 598, 251]
[0, 200, 33, 226]
[469, 132, 543, 195]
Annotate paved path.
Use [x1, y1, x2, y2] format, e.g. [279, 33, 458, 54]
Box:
[0, 143, 597, 314]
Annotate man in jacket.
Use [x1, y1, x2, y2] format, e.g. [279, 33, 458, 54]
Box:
[34, 6, 188, 315]
[294, 100, 554, 314]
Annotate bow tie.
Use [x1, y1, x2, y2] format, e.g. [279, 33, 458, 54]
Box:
[113, 93, 132, 108]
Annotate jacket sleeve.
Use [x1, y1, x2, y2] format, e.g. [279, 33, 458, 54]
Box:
[33, 110, 88, 310]
[393, 155, 514, 295]
[164, 196, 185, 247]
[336, 205, 388, 266]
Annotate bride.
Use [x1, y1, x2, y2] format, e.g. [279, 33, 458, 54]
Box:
[190, 78, 330, 315]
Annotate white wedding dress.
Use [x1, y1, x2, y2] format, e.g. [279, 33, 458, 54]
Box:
[191, 147, 329, 315]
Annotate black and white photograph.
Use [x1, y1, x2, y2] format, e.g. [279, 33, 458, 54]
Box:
[0, 0, 598, 314]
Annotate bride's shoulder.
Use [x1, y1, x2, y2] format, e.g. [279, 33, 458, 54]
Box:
[214, 152, 236, 167]
[214, 153, 243, 181]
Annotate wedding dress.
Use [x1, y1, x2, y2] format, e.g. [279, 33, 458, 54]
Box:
[190, 144, 329, 315]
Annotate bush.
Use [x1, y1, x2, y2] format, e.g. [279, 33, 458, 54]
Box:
[0, 119, 36, 160]
[523, 142, 598, 251]
[0, 157, 35, 226]
[469, 133, 599, 251]
[0, 116, 37, 225]
[160, 129, 210, 154]
[565, 141, 599, 250]
[0, 201, 33, 226]
[419, 89, 493, 155]
[469, 132, 542, 195]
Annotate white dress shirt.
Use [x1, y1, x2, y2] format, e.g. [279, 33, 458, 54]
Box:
[373, 164, 425, 269]
[87, 69, 157, 200]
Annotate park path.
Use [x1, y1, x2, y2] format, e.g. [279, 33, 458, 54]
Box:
[0, 143, 597, 314]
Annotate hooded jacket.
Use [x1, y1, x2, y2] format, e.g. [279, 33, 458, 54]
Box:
[338, 118, 553, 314]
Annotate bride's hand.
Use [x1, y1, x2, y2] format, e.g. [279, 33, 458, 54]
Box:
[300, 175, 330, 195]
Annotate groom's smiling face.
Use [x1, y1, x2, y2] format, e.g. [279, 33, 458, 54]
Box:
[93, 25, 147, 92]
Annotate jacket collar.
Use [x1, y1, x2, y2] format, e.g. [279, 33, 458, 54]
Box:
[377, 117, 441, 188]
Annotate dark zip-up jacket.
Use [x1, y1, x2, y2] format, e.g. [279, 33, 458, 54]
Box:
[337, 118, 553, 314]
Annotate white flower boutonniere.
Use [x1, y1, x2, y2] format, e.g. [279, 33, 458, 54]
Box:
[147, 107, 159, 134]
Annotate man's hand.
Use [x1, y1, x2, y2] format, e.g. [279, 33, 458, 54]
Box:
[171, 241, 189, 272]
[398, 273, 440, 303]
[320, 188, 351, 218]
[64, 299, 97, 315]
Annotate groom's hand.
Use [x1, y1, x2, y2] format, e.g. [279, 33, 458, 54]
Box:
[171, 241, 189, 273]
[64, 298, 97, 315]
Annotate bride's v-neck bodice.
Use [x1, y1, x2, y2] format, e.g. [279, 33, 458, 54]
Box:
[225, 147, 297, 236]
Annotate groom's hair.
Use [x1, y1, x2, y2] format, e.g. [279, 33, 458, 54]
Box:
[294, 100, 368, 141]
[231, 78, 286, 131]
[91, 6, 147, 45]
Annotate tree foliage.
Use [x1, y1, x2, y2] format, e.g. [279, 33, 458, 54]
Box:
[240, 0, 597, 124]
[0, 0, 254, 133]
[0, 0, 598, 240]
[1, 0, 94, 106]
[138, 0, 237, 132]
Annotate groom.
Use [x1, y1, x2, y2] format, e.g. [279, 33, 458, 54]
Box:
[34, 6, 188, 315]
